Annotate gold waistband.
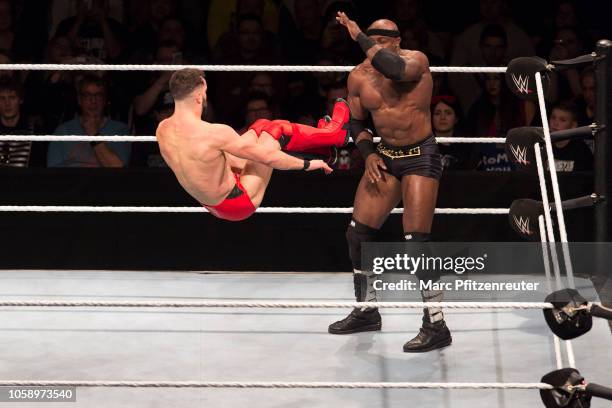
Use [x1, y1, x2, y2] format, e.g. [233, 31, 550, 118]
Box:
[376, 144, 421, 158]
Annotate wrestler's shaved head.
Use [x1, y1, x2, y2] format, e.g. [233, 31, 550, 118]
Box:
[366, 19, 401, 52]
[367, 19, 399, 32]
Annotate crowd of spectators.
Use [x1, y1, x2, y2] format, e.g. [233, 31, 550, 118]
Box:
[0, 0, 605, 171]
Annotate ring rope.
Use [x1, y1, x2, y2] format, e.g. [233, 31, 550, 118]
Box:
[0, 380, 552, 389]
[0, 206, 509, 214]
[534, 73, 578, 369]
[535, 73, 576, 290]
[537, 215, 564, 370]
[0, 300, 554, 309]
[0, 60, 572, 397]
[0, 135, 506, 144]
[0, 64, 507, 73]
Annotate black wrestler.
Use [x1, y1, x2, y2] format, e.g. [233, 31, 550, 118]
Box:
[328, 13, 452, 352]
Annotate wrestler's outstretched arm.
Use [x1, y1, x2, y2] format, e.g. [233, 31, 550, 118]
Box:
[336, 12, 427, 82]
[212, 124, 333, 173]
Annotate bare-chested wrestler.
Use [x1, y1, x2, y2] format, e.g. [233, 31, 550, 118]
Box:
[328, 14, 452, 352]
[157, 68, 350, 221]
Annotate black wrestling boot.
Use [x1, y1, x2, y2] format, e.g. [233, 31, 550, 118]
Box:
[328, 307, 381, 334]
[403, 311, 452, 353]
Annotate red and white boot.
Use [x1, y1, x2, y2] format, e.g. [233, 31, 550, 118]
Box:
[261, 99, 351, 151]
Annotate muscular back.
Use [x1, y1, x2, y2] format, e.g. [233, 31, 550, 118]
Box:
[349, 50, 433, 146]
[156, 116, 235, 206]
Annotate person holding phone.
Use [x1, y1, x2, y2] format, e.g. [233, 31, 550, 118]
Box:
[55, 0, 127, 61]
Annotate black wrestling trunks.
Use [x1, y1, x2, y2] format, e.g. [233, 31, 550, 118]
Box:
[375, 134, 443, 180]
[226, 183, 244, 199]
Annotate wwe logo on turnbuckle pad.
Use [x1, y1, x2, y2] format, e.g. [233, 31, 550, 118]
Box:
[511, 74, 531, 95]
[512, 215, 532, 236]
[509, 144, 529, 165]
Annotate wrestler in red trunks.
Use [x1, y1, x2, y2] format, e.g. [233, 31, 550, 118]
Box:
[156, 68, 350, 221]
[203, 173, 254, 221]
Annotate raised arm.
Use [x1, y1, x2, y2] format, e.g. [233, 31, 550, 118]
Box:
[336, 12, 426, 82]
[213, 124, 332, 173]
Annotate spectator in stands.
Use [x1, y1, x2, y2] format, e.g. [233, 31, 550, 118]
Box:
[319, 15, 358, 64]
[130, 93, 172, 167]
[451, 24, 509, 112]
[55, 0, 127, 62]
[575, 66, 595, 127]
[0, 0, 42, 62]
[549, 100, 592, 171]
[23, 35, 77, 133]
[213, 14, 279, 126]
[313, 53, 347, 99]
[467, 73, 534, 171]
[532, 0, 581, 57]
[393, 0, 445, 62]
[555, 0, 579, 30]
[278, 0, 322, 64]
[127, 0, 177, 58]
[323, 81, 347, 117]
[0, 49, 17, 81]
[131, 41, 180, 133]
[548, 27, 586, 102]
[156, 17, 196, 60]
[3, 0, 48, 61]
[237, 91, 274, 133]
[125, 0, 149, 35]
[149, 0, 177, 30]
[213, 0, 278, 63]
[283, 73, 320, 125]
[248, 72, 275, 98]
[47, 75, 130, 167]
[430, 56, 451, 97]
[0, 0, 16, 55]
[0, 78, 45, 167]
[207, 0, 279, 55]
[449, 0, 534, 112]
[431, 95, 476, 170]
[400, 25, 445, 63]
[247, 72, 284, 117]
[391, 0, 421, 30]
[213, 13, 277, 63]
[479, 24, 508, 66]
[233, 13, 269, 62]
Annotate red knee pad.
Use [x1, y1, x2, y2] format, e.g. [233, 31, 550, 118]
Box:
[248, 119, 272, 136]
[285, 99, 350, 151]
[261, 120, 292, 140]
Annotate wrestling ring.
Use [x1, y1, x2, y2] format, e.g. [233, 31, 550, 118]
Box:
[0, 44, 611, 407]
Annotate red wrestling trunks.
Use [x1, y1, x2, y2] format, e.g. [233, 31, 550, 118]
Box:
[202, 173, 256, 221]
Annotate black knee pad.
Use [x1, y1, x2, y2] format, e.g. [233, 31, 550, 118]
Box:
[346, 219, 378, 270]
[404, 231, 440, 282]
[353, 273, 368, 302]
